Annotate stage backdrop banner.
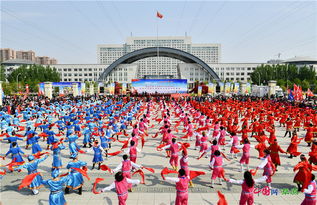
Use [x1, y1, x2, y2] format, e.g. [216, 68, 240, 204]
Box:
[225, 82, 231, 93]
[234, 83, 240, 93]
[39, 82, 82, 95]
[198, 86, 202, 96]
[131, 79, 187, 94]
[219, 82, 224, 93]
[122, 83, 127, 95]
[208, 83, 215, 94]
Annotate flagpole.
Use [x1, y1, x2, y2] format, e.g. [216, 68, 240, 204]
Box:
[156, 13, 159, 77]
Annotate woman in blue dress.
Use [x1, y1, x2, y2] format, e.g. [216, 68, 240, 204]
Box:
[5, 142, 25, 165]
[65, 132, 80, 157]
[30, 134, 42, 154]
[65, 154, 87, 195]
[51, 139, 66, 169]
[82, 127, 92, 148]
[16, 154, 49, 194]
[42, 169, 69, 205]
[88, 140, 106, 170]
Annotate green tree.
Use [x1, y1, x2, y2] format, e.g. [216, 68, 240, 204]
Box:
[7, 64, 60, 92]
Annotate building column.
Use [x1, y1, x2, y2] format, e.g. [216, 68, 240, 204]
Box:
[240, 82, 247, 95]
[72, 83, 78, 97]
[89, 82, 94, 95]
[0, 81, 3, 106]
[268, 80, 277, 97]
[44, 82, 53, 99]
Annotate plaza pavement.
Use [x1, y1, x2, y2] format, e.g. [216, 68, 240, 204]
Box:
[0, 106, 312, 205]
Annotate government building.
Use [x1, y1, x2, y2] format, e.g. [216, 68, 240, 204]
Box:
[1, 36, 316, 85]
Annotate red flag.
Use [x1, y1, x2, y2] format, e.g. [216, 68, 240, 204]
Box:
[156, 11, 163, 19]
[100, 164, 112, 174]
[132, 169, 145, 184]
[18, 172, 40, 190]
[161, 167, 178, 180]
[108, 151, 122, 156]
[143, 166, 155, 173]
[92, 178, 104, 194]
[217, 191, 228, 205]
[71, 168, 90, 180]
[307, 88, 314, 97]
[189, 170, 205, 180]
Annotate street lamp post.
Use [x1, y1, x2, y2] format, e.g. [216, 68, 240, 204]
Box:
[258, 72, 261, 85]
[16, 73, 22, 91]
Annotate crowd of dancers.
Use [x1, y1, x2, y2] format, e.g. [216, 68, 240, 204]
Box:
[1, 95, 317, 205]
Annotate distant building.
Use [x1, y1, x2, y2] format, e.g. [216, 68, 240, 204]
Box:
[0, 48, 16, 62]
[97, 36, 221, 78]
[283, 56, 317, 71]
[0, 48, 57, 65]
[16, 50, 36, 62]
[35, 56, 58, 65]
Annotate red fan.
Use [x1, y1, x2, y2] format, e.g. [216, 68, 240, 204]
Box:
[18, 172, 40, 190]
[92, 178, 104, 194]
[143, 166, 155, 173]
[120, 141, 129, 150]
[71, 168, 90, 180]
[217, 191, 228, 205]
[189, 170, 205, 180]
[232, 147, 240, 154]
[161, 167, 178, 180]
[150, 124, 155, 128]
[132, 169, 145, 184]
[20, 119, 26, 122]
[56, 133, 62, 137]
[108, 151, 122, 156]
[100, 165, 112, 174]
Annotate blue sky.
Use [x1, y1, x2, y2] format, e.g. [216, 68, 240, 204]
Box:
[1, 1, 316, 64]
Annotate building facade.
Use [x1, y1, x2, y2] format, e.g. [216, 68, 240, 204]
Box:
[16, 50, 36, 62]
[0, 48, 16, 62]
[97, 36, 221, 78]
[52, 64, 138, 83]
[0, 48, 57, 65]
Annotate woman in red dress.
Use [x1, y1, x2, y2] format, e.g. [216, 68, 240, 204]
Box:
[287, 131, 303, 158]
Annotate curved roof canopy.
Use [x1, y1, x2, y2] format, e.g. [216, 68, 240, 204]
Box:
[98, 47, 220, 82]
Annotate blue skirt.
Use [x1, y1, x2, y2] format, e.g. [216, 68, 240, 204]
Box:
[32, 143, 42, 154]
[49, 191, 66, 205]
[52, 154, 62, 168]
[93, 153, 103, 163]
[69, 143, 78, 154]
[66, 172, 84, 189]
[29, 174, 43, 189]
[83, 135, 91, 144]
[12, 154, 24, 163]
